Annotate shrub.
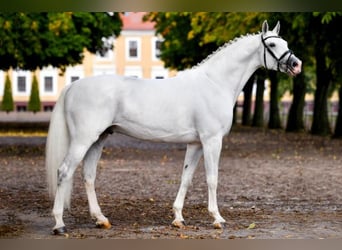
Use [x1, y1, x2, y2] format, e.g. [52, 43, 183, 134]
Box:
[1, 74, 14, 113]
[28, 75, 41, 113]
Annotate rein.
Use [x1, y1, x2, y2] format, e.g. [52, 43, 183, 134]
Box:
[261, 35, 293, 72]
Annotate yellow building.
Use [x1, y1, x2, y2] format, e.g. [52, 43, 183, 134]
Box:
[0, 12, 175, 112]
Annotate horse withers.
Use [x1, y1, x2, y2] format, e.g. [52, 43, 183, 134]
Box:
[46, 20, 301, 235]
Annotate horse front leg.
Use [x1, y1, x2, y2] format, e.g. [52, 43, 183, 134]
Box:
[172, 143, 203, 228]
[202, 136, 226, 229]
[82, 133, 111, 229]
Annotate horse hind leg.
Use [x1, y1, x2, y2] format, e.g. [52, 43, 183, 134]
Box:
[82, 132, 111, 229]
[172, 143, 203, 228]
[52, 141, 93, 235]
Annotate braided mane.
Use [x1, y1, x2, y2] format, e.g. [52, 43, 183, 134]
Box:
[192, 32, 260, 70]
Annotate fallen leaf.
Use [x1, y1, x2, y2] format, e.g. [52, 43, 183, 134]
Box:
[247, 222, 256, 229]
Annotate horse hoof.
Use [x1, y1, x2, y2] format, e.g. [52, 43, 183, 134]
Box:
[172, 220, 186, 229]
[96, 221, 112, 229]
[53, 226, 69, 237]
[213, 222, 225, 230]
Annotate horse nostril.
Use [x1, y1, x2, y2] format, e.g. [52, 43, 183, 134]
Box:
[292, 61, 298, 68]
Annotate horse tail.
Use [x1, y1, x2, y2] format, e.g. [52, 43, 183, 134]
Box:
[45, 86, 71, 208]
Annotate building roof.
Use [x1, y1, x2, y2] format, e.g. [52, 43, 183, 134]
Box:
[121, 12, 155, 30]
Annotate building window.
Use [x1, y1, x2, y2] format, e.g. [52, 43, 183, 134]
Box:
[124, 66, 142, 78]
[65, 66, 84, 86]
[152, 37, 163, 60]
[44, 76, 53, 93]
[16, 105, 27, 112]
[129, 40, 138, 57]
[44, 105, 54, 112]
[155, 40, 162, 58]
[39, 67, 57, 95]
[17, 76, 26, 92]
[0, 71, 4, 95]
[126, 38, 141, 60]
[71, 76, 79, 82]
[151, 66, 168, 79]
[13, 70, 31, 96]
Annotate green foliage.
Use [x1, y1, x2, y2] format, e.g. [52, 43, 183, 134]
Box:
[1, 74, 14, 113]
[28, 75, 41, 113]
[189, 12, 269, 45]
[0, 12, 122, 72]
[144, 12, 217, 70]
[313, 12, 342, 24]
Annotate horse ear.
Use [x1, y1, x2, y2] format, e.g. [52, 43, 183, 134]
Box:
[272, 21, 280, 35]
[262, 20, 269, 34]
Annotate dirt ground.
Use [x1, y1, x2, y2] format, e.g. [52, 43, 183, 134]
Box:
[0, 126, 342, 239]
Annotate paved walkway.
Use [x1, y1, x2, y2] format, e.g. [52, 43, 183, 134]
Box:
[0, 112, 51, 122]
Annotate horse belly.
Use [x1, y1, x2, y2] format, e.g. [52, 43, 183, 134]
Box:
[113, 117, 199, 143]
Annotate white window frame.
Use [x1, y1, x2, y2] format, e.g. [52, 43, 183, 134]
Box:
[151, 66, 168, 79]
[93, 65, 116, 76]
[124, 66, 142, 78]
[65, 66, 84, 86]
[39, 67, 58, 96]
[13, 70, 31, 96]
[152, 37, 163, 61]
[125, 37, 141, 61]
[0, 71, 4, 97]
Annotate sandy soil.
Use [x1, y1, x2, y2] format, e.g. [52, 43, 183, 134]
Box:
[0, 126, 342, 239]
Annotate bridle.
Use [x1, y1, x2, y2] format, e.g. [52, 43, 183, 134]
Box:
[261, 35, 294, 73]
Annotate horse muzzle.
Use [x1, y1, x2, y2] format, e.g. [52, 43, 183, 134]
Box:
[286, 55, 302, 76]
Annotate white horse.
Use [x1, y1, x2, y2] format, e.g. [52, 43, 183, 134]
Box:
[46, 21, 302, 235]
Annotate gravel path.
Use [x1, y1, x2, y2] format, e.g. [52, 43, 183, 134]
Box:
[0, 126, 342, 239]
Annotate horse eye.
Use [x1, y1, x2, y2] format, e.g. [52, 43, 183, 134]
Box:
[269, 43, 276, 48]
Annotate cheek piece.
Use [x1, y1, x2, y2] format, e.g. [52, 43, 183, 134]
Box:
[261, 35, 294, 74]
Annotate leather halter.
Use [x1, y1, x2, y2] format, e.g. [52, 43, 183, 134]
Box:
[261, 35, 293, 72]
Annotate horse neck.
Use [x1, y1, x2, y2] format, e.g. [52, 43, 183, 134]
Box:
[200, 34, 262, 102]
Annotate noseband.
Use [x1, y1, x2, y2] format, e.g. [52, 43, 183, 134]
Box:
[261, 35, 293, 72]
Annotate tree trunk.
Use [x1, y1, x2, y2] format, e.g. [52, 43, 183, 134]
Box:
[286, 72, 306, 132]
[252, 72, 265, 127]
[242, 75, 254, 126]
[232, 103, 237, 125]
[333, 85, 342, 138]
[268, 71, 281, 129]
[311, 40, 331, 136]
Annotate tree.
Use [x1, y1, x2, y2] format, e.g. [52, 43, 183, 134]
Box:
[28, 75, 41, 113]
[0, 12, 122, 72]
[310, 13, 342, 135]
[281, 13, 313, 132]
[252, 69, 266, 127]
[286, 72, 306, 132]
[144, 12, 217, 70]
[268, 71, 282, 129]
[1, 74, 14, 113]
[334, 84, 342, 138]
[242, 75, 254, 126]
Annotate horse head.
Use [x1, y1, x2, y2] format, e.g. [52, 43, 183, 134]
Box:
[261, 20, 302, 76]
